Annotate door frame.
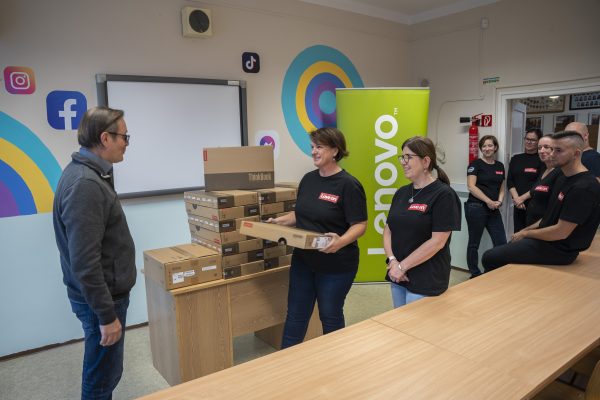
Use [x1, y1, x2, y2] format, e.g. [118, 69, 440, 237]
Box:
[494, 77, 600, 234]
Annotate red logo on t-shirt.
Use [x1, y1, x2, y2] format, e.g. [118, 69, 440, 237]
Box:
[534, 185, 549, 192]
[408, 203, 428, 212]
[319, 192, 339, 203]
[495, 171, 504, 175]
[558, 192, 565, 201]
[524, 168, 538, 173]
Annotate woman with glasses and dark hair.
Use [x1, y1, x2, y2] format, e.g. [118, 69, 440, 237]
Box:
[507, 128, 545, 232]
[269, 127, 367, 348]
[525, 134, 563, 226]
[464, 134, 507, 278]
[383, 136, 461, 308]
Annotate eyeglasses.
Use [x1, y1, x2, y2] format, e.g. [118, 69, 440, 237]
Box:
[107, 131, 130, 144]
[398, 153, 421, 163]
[524, 138, 538, 143]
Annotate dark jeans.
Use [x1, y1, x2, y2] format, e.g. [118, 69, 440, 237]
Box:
[482, 238, 578, 271]
[70, 296, 129, 400]
[464, 201, 507, 277]
[281, 256, 356, 349]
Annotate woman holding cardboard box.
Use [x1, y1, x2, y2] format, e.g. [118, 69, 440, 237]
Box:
[383, 136, 461, 308]
[269, 127, 367, 348]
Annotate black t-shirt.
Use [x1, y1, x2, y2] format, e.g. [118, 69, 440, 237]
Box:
[385, 180, 461, 296]
[525, 168, 563, 226]
[294, 169, 368, 273]
[582, 149, 600, 178]
[540, 171, 600, 253]
[507, 152, 545, 198]
[467, 159, 505, 204]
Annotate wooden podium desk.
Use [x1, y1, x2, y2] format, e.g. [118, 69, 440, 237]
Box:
[144, 266, 322, 385]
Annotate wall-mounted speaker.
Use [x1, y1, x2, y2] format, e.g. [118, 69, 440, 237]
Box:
[182, 7, 212, 38]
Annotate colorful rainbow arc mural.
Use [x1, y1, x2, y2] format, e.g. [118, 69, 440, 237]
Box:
[281, 45, 364, 157]
[0, 111, 62, 218]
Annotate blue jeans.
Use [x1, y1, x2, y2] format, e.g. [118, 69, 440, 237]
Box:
[281, 257, 357, 349]
[464, 201, 507, 277]
[390, 283, 425, 308]
[70, 296, 129, 400]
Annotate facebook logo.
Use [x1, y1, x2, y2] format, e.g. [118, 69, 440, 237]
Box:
[46, 90, 87, 130]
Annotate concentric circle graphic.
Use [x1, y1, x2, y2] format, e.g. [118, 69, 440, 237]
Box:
[282, 45, 363, 156]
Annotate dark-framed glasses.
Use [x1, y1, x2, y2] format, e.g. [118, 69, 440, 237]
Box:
[524, 137, 538, 143]
[398, 153, 420, 163]
[107, 132, 130, 144]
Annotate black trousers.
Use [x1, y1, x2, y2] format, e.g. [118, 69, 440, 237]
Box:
[513, 207, 528, 233]
[482, 238, 578, 271]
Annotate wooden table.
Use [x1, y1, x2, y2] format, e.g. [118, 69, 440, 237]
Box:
[144, 266, 322, 385]
[372, 262, 600, 396]
[141, 237, 600, 399]
[138, 320, 530, 400]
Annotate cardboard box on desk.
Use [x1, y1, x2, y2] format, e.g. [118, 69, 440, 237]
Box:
[253, 187, 297, 204]
[223, 260, 265, 279]
[186, 202, 259, 221]
[259, 200, 296, 215]
[183, 189, 258, 209]
[187, 214, 259, 233]
[192, 235, 263, 255]
[203, 146, 274, 191]
[144, 244, 221, 290]
[239, 221, 331, 249]
[189, 224, 247, 245]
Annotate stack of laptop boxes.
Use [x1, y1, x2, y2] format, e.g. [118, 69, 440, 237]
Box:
[252, 186, 298, 271]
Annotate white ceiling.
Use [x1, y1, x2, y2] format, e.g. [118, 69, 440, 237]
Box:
[300, 0, 500, 25]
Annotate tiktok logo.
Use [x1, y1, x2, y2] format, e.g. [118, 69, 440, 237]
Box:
[242, 52, 260, 73]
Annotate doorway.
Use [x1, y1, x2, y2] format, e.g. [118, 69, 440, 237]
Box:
[495, 78, 600, 235]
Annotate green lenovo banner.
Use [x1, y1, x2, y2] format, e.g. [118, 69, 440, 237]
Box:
[337, 88, 430, 282]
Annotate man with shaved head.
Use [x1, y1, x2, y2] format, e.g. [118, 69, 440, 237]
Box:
[566, 121, 600, 181]
[482, 131, 600, 270]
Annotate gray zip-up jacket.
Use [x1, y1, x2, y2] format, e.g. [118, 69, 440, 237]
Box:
[53, 150, 136, 325]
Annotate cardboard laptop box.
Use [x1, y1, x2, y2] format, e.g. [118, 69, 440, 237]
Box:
[143, 243, 221, 290]
[183, 189, 258, 209]
[189, 224, 247, 245]
[259, 200, 296, 215]
[239, 221, 331, 249]
[203, 146, 274, 191]
[223, 260, 265, 279]
[264, 254, 293, 270]
[253, 187, 297, 204]
[185, 202, 259, 221]
[187, 215, 259, 233]
[191, 235, 263, 255]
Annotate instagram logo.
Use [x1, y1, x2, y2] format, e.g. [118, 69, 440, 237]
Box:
[4, 66, 36, 94]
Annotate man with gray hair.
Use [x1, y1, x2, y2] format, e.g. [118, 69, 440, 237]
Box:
[565, 121, 600, 180]
[53, 106, 135, 400]
[482, 131, 600, 271]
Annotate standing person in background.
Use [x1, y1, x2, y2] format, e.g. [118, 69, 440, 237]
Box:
[525, 134, 563, 227]
[565, 121, 600, 181]
[269, 127, 367, 348]
[53, 107, 136, 400]
[383, 137, 461, 308]
[464, 135, 507, 278]
[507, 128, 544, 232]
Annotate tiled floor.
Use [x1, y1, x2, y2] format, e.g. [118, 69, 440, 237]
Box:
[0, 269, 470, 400]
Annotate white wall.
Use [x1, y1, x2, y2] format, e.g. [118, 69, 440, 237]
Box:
[0, 0, 409, 356]
[409, 0, 600, 184]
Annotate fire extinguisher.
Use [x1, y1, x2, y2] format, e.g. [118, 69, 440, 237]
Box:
[468, 114, 482, 164]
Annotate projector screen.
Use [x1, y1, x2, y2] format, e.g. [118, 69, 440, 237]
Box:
[96, 74, 247, 198]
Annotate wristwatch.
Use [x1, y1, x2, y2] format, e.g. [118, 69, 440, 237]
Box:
[385, 255, 396, 265]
